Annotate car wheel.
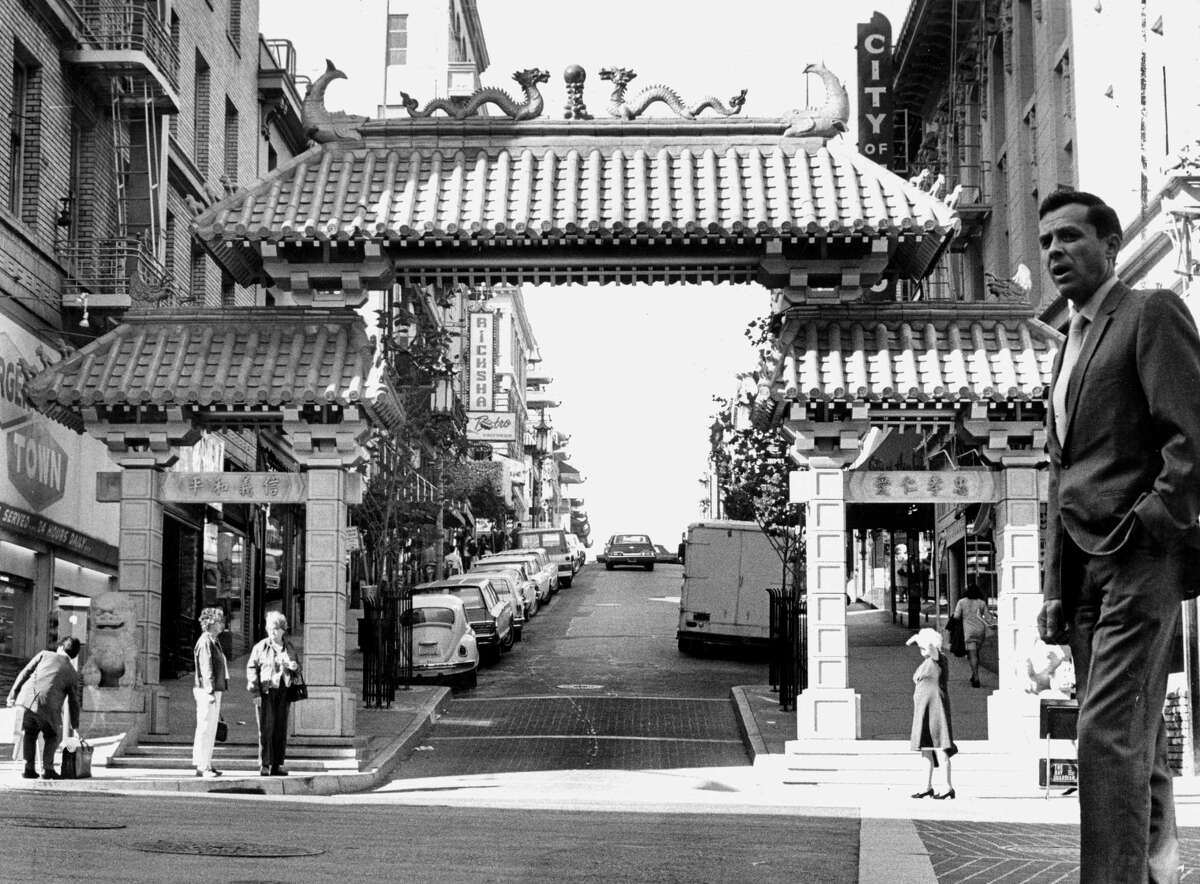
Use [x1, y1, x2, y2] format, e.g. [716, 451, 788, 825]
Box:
[501, 628, 515, 652]
[678, 638, 695, 655]
[646, 563, 655, 571]
[605, 562, 613, 570]
[561, 577, 573, 588]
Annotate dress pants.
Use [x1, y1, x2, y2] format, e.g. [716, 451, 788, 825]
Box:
[21, 710, 57, 774]
[192, 687, 222, 771]
[1066, 531, 1181, 884]
[255, 688, 290, 770]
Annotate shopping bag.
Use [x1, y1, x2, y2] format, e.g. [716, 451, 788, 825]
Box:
[60, 739, 93, 779]
[948, 616, 967, 658]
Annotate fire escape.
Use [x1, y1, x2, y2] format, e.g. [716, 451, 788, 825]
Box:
[59, 0, 180, 314]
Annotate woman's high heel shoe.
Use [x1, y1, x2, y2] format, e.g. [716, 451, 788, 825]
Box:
[911, 788, 935, 799]
[933, 789, 956, 800]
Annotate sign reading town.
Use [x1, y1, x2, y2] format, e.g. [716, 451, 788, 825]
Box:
[6, 419, 68, 510]
[856, 11, 895, 168]
[466, 411, 517, 441]
[469, 310, 495, 411]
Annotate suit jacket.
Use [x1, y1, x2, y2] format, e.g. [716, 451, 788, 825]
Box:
[1044, 282, 1200, 604]
[7, 650, 81, 734]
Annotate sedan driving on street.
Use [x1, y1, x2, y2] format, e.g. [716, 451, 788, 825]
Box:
[604, 534, 657, 571]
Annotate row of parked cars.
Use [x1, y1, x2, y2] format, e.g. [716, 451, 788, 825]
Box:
[401, 529, 587, 689]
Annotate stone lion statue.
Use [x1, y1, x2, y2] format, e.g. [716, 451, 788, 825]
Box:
[82, 591, 142, 688]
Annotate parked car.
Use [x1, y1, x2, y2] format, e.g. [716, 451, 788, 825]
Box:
[400, 594, 479, 689]
[604, 534, 657, 571]
[566, 533, 586, 571]
[469, 561, 540, 618]
[654, 544, 680, 564]
[515, 528, 576, 588]
[596, 535, 613, 564]
[413, 576, 515, 662]
[480, 550, 556, 601]
[441, 572, 525, 641]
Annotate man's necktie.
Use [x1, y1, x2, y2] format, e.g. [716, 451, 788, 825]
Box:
[1053, 313, 1090, 440]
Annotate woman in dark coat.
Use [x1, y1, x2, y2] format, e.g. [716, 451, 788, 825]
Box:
[908, 627, 957, 799]
[247, 611, 301, 777]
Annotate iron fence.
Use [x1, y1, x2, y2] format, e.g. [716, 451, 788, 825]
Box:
[767, 586, 806, 712]
[360, 579, 411, 708]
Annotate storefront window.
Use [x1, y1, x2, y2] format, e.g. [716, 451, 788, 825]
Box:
[204, 522, 246, 658]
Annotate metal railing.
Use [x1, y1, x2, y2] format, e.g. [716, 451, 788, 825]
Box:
[767, 586, 806, 712]
[360, 579, 412, 708]
[73, 0, 181, 93]
[261, 38, 310, 95]
[57, 235, 182, 308]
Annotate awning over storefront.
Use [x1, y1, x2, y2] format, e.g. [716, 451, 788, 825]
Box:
[761, 305, 1059, 407]
[25, 308, 405, 434]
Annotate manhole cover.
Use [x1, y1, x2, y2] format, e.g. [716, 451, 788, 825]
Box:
[556, 683, 603, 690]
[133, 840, 325, 858]
[1, 816, 126, 829]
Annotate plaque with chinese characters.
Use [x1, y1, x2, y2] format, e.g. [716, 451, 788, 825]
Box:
[159, 472, 308, 504]
[844, 470, 997, 504]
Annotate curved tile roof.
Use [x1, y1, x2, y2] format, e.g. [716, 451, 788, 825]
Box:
[26, 309, 382, 418]
[195, 138, 957, 247]
[763, 311, 1060, 404]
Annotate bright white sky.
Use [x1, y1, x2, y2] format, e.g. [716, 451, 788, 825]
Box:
[260, 0, 911, 549]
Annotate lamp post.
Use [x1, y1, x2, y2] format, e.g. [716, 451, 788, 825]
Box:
[532, 414, 551, 528]
[431, 375, 455, 577]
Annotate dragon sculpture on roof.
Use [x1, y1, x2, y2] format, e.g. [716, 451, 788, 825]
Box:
[783, 63, 849, 137]
[399, 68, 551, 120]
[302, 60, 369, 143]
[598, 68, 747, 120]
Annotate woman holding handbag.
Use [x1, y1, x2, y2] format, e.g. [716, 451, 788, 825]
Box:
[192, 607, 228, 778]
[246, 611, 301, 776]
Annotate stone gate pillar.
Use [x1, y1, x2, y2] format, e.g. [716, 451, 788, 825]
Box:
[987, 465, 1045, 740]
[794, 464, 861, 739]
[294, 466, 356, 737]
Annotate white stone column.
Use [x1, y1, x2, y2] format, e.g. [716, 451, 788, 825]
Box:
[987, 466, 1045, 741]
[294, 467, 356, 737]
[793, 465, 861, 739]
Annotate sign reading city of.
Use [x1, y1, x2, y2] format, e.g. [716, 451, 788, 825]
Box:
[466, 411, 517, 441]
[469, 311, 495, 411]
[856, 11, 895, 168]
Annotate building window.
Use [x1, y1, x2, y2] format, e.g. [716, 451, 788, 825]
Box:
[191, 248, 207, 304]
[220, 270, 235, 307]
[227, 0, 242, 49]
[168, 12, 180, 137]
[164, 210, 177, 302]
[194, 53, 211, 175]
[1016, 0, 1036, 104]
[386, 14, 408, 66]
[223, 99, 238, 185]
[9, 47, 40, 224]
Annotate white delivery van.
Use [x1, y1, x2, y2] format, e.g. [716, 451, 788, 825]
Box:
[677, 520, 781, 654]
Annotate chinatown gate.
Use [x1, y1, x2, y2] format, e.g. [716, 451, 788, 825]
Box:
[27, 63, 1058, 749]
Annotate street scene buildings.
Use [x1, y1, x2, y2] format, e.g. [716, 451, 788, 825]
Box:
[2, 0, 1200, 879]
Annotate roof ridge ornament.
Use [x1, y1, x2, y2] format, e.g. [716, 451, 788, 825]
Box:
[597, 68, 746, 120]
[782, 63, 849, 137]
[399, 68, 551, 120]
[302, 60, 369, 143]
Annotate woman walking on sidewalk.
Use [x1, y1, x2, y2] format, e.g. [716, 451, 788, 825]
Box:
[192, 607, 228, 778]
[908, 627, 957, 800]
[952, 581, 993, 687]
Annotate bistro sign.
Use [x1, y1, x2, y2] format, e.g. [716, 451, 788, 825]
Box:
[466, 411, 516, 441]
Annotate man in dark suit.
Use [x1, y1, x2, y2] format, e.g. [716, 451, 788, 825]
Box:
[1038, 190, 1200, 883]
[6, 637, 82, 779]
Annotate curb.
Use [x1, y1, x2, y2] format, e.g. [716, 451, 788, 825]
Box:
[731, 686, 768, 762]
[0, 687, 452, 798]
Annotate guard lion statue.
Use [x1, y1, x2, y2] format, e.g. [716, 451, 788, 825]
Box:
[82, 591, 142, 688]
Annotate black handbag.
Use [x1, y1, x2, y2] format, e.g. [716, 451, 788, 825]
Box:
[948, 616, 967, 658]
[286, 670, 308, 703]
[215, 717, 228, 743]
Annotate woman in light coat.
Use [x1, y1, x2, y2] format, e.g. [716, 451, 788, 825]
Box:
[192, 607, 228, 778]
[909, 627, 957, 800]
[246, 611, 301, 776]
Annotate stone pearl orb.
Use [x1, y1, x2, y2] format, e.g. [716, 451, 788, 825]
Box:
[563, 64, 586, 85]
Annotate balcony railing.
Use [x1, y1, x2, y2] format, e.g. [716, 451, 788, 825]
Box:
[72, 0, 180, 94]
[58, 236, 182, 309]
